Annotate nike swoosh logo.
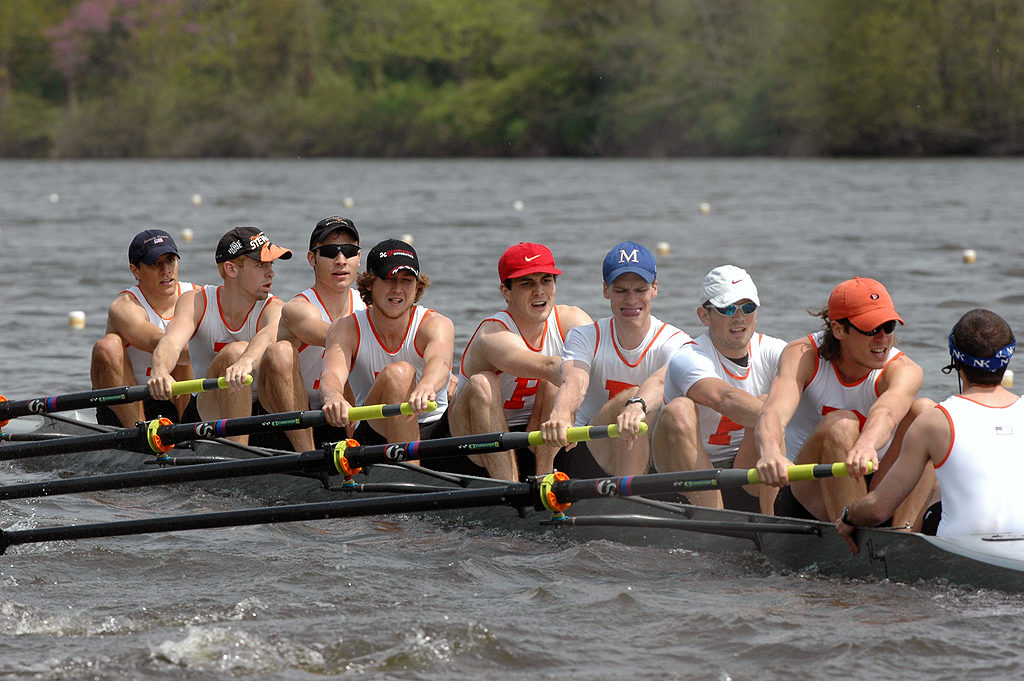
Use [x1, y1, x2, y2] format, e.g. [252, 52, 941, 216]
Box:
[731, 279, 742, 284]
[525, 255, 542, 262]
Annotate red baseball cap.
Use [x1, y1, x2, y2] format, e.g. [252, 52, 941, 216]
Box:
[828, 277, 904, 331]
[498, 243, 562, 282]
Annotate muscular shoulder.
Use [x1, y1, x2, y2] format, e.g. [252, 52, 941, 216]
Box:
[555, 304, 592, 330]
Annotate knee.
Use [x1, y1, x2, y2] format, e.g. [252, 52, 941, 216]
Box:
[213, 341, 248, 368]
[261, 340, 296, 374]
[465, 372, 501, 401]
[376, 361, 416, 387]
[818, 409, 861, 446]
[659, 397, 698, 431]
[91, 334, 125, 365]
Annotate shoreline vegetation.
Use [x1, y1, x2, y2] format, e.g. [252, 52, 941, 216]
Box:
[2, 0, 1023, 159]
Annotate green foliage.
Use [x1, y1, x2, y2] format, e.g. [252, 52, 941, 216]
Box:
[4, 0, 1024, 157]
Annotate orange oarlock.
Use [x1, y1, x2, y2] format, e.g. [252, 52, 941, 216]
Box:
[332, 439, 362, 477]
[146, 417, 175, 453]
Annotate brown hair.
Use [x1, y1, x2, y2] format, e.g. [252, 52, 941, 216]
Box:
[356, 271, 430, 307]
[949, 308, 1015, 386]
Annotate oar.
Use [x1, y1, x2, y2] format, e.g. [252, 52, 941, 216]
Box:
[0, 424, 631, 501]
[0, 376, 248, 427]
[0, 402, 433, 462]
[0, 461, 854, 553]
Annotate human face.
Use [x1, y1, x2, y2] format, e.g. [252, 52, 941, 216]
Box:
[502, 273, 556, 323]
[370, 272, 418, 320]
[603, 273, 657, 324]
[234, 257, 275, 300]
[832, 318, 897, 371]
[308, 234, 360, 291]
[698, 298, 757, 358]
[130, 253, 179, 297]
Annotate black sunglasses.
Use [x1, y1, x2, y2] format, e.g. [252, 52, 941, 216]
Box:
[704, 301, 758, 317]
[848, 319, 898, 336]
[313, 243, 360, 259]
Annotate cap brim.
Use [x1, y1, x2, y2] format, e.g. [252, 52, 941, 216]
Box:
[849, 309, 904, 331]
[378, 265, 419, 279]
[139, 246, 179, 265]
[251, 243, 293, 262]
[502, 265, 562, 281]
[605, 266, 656, 284]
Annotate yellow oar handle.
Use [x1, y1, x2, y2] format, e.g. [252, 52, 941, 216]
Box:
[525, 422, 647, 446]
[170, 375, 253, 396]
[348, 401, 436, 421]
[745, 461, 874, 485]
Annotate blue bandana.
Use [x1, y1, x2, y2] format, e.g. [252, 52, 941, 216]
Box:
[947, 333, 1015, 372]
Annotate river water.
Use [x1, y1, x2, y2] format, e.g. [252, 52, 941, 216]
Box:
[1, 158, 1023, 679]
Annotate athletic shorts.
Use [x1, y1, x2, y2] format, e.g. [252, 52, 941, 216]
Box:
[416, 411, 539, 482]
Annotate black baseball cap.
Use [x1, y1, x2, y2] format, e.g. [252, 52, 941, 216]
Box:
[128, 229, 179, 266]
[366, 239, 420, 279]
[309, 216, 359, 250]
[215, 226, 293, 264]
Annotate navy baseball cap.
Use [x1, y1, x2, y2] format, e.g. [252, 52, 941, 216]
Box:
[128, 229, 179, 266]
[602, 241, 657, 284]
[309, 216, 359, 250]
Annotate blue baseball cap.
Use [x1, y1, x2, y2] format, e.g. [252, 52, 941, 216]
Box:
[602, 241, 657, 284]
[128, 229, 179, 266]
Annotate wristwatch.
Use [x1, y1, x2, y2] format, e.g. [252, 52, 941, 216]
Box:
[624, 396, 648, 414]
[839, 505, 855, 527]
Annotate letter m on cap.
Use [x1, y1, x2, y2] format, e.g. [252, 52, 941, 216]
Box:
[618, 249, 639, 264]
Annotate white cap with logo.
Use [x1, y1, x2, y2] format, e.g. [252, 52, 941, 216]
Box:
[699, 265, 760, 308]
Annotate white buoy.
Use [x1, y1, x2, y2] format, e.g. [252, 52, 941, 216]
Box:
[962, 249, 977, 264]
[68, 310, 86, 329]
[699, 202, 711, 215]
[656, 241, 671, 255]
[48, 193, 60, 204]
[191, 193, 202, 207]
[181, 227, 195, 243]
[513, 200, 525, 212]
[1003, 369, 1014, 388]
[343, 197, 355, 209]
[401, 233, 414, 245]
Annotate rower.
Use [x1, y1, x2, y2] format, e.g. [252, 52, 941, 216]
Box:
[654, 266, 788, 511]
[837, 309, 1023, 548]
[446, 242, 592, 481]
[754, 277, 935, 528]
[257, 217, 366, 451]
[147, 227, 293, 444]
[91, 229, 199, 427]
[541, 241, 694, 480]
[319, 239, 454, 449]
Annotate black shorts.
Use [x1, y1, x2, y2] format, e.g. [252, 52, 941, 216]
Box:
[415, 411, 540, 481]
[96, 395, 200, 427]
[552, 441, 609, 479]
[351, 410, 448, 448]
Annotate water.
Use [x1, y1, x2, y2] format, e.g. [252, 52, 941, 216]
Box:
[2, 158, 1024, 679]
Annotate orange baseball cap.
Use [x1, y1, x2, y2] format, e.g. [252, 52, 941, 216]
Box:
[828, 277, 904, 331]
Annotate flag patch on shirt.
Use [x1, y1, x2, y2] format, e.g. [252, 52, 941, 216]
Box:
[995, 425, 1014, 436]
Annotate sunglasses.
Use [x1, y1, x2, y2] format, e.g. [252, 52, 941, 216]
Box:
[704, 301, 758, 316]
[848, 320, 898, 336]
[313, 243, 360, 259]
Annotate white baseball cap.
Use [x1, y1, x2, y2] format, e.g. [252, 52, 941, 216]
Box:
[699, 265, 760, 308]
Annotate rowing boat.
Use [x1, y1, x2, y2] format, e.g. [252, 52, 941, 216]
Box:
[4, 411, 1024, 593]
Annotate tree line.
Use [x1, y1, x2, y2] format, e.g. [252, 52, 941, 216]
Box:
[1, 0, 1022, 158]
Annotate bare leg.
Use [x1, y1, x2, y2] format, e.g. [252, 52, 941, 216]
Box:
[875, 397, 937, 530]
[650, 397, 722, 508]
[791, 410, 863, 521]
[451, 372, 518, 480]
[197, 342, 254, 444]
[364, 361, 420, 446]
[527, 379, 559, 476]
[586, 389, 652, 477]
[258, 340, 314, 452]
[90, 334, 144, 427]
[732, 429, 776, 514]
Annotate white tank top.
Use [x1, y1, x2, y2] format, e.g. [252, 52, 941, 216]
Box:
[666, 331, 786, 465]
[784, 331, 902, 461]
[189, 284, 277, 398]
[294, 287, 366, 409]
[563, 315, 692, 427]
[934, 395, 1024, 536]
[121, 281, 196, 385]
[348, 305, 448, 424]
[456, 307, 567, 427]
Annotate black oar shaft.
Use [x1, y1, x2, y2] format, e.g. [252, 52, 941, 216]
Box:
[0, 427, 144, 461]
[0, 485, 528, 553]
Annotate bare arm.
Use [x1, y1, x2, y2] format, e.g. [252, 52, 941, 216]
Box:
[148, 290, 203, 399]
[411, 312, 456, 414]
[754, 338, 817, 486]
[687, 377, 766, 428]
[845, 355, 924, 477]
[224, 298, 284, 390]
[469, 324, 562, 384]
[319, 316, 358, 427]
[106, 294, 164, 354]
[540, 360, 591, 448]
[617, 364, 669, 438]
[279, 296, 330, 348]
